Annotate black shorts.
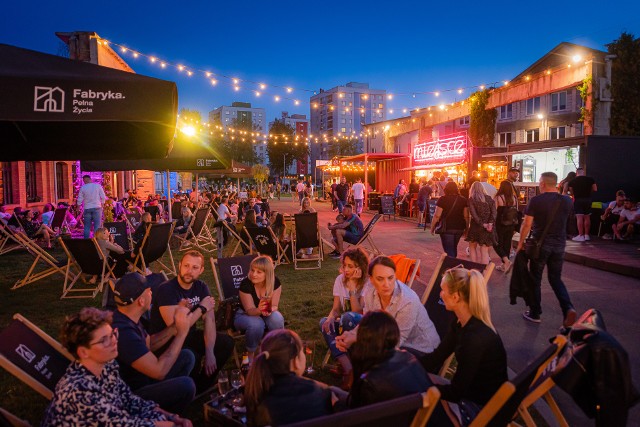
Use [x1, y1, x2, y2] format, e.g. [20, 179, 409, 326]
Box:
[574, 198, 592, 215]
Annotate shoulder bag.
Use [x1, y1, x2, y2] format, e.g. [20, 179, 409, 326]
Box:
[524, 195, 562, 259]
[434, 196, 459, 234]
[215, 296, 241, 331]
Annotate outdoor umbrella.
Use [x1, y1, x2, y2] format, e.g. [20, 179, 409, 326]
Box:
[0, 43, 178, 161]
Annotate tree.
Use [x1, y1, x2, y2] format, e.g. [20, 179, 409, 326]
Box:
[252, 164, 270, 196]
[210, 118, 258, 166]
[606, 32, 640, 136]
[266, 119, 309, 175]
[328, 137, 360, 157]
[468, 89, 497, 147]
[179, 108, 202, 125]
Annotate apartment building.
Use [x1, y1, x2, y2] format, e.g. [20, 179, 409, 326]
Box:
[209, 102, 268, 163]
[269, 112, 310, 175]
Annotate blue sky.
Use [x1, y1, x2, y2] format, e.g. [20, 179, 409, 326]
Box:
[3, 0, 639, 123]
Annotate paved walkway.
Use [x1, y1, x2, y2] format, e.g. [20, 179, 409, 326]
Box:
[268, 197, 640, 426]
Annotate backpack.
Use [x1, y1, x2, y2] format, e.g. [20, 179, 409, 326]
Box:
[501, 203, 519, 226]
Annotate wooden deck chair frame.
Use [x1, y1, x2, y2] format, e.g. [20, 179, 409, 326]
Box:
[283, 387, 441, 427]
[517, 335, 570, 427]
[175, 208, 216, 252]
[210, 255, 257, 368]
[0, 221, 22, 256]
[243, 226, 290, 265]
[0, 314, 73, 400]
[345, 213, 383, 255]
[469, 337, 564, 427]
[58, 237, 116, 299]
[221, 220, 251, 257]
[11, 230, 67, 290]
[130, 222, 177, 277]
[292, 212, 323, 270]
[421, 253, 495, 377]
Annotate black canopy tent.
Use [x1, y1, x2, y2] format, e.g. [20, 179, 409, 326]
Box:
[0, 43, 178, 161]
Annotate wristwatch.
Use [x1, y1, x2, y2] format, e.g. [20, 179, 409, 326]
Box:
[196, 304, 207, 315]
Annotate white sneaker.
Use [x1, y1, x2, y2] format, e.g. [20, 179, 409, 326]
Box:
[584, 235, 591, 241]
[572, 235, 585, 242]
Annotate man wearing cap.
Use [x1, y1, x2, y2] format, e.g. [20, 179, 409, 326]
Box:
[150, 251, 234, 391]
[111, 272, 208, 413]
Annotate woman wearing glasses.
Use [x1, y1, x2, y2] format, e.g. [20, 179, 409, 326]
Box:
[42, 307, 191, 427]
[421, 267, 507, 426]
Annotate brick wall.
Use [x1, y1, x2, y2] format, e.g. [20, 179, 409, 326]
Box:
[0, 161, 74, 212]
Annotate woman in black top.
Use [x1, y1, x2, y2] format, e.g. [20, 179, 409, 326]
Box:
[234, 255, 285, 358]
[430, 181, 469, 257]
[349, 310, 431, 408]
[422, 267, 507, 426]
[466, 181, 497, 265]
[245, 329, 335, 426]
[494, 180, 518, 272]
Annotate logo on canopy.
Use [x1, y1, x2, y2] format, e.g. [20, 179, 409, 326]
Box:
[34, 86, 65, 113]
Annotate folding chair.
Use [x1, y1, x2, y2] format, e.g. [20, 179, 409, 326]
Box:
[11, 230, 67, 291]
[174, 208, 216, 252]
[0, 314, 73, 400]
[469, 337, 565, 427]
[389, 254, 421, 288]
[58, 237, 116, 299]
[48, 207, 69, 236]
[517, 335, 570, 427]
[130, 222, 177, 277]
[220, 220, 251, 257]
[171, 201, 183, 221]
[421, 254, 495, 376]
[344, 214, 383, 255]
[292, 212, 323, 270]
[0, 220, 22, 256]
[283, 387, 441, 427]
[243, 226, 290, 265]
[0, 407, 30, 427]
[210, 255, 258, 367]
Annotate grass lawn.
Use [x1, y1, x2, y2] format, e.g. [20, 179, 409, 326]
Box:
[0, 238, 341, 425]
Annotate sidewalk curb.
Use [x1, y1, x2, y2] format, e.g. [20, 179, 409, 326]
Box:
[563, 252, 640, 279]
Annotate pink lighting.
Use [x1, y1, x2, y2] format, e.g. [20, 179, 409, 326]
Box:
[413, 132, 468, 167]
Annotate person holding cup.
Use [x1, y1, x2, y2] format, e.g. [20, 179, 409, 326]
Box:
[319, 247, 369, 388]
[235, 255, 285, 361]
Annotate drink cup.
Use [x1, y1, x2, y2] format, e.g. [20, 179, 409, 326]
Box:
[261, 295, 272, 315]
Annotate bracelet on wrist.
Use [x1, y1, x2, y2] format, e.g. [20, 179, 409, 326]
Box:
[197, 304, 207, 315]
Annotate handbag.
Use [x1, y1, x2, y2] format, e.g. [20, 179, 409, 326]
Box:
[524, 195, 562, 259]
[215, 296, 241, 331]
[434, 196, 459, 234]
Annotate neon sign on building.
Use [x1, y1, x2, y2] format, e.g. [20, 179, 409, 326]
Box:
[413, 132, 468, 167]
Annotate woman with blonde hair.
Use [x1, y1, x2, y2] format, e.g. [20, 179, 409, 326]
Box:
[244, 329, 334, 426]
[465, 181, 497, 264]
[300, 197, 316, 214]
[234, 255, 285, 359]
[421, 267, 507, 426]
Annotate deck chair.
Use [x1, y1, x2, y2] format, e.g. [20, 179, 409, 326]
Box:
[344, 213, 383, 255]
[0, 221, 22, 255]
[58, 237, 116, 299]
[130, 222, 177, 277]
[210, 255, 257, 367]
[292, 212, 323, 270]
[220, 220, 251, 257]
[48, 207, 69, 236]
[174, 208, 216, 252]
[421, 254, 494, 376]
[469, 337, 565, 427]
[11, 230, 67, 290]
[144, 205, 161, 222]
[243, 226, 290, 265]
[0, 314, 73, 400]
[0, 407, 30, 427]
[389, 254, 421, 288]
[517, 335, 570, 427]
[283, 387, 441, 427]
[171, 201, 183, 221]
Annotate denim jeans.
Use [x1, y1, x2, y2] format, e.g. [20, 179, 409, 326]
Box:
[319, 312, 362, 358]
[133, 349, 196, 414]
[234, 309, 285, 352]
[528, 246, 574, 317]
[83, 207, 103, 239]
[337, 200, 346, 214]
[354, 199, 363, 214]
[439, 231, 463, 258]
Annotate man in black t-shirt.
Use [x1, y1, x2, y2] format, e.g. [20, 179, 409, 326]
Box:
[567, 168, 597, 241]
[150, 251, 234, 391]
[330, 179, 338, 211]
[111, 272, 206, 414]
[516, 172, 576, 328]
[334, 177, 349, 214]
